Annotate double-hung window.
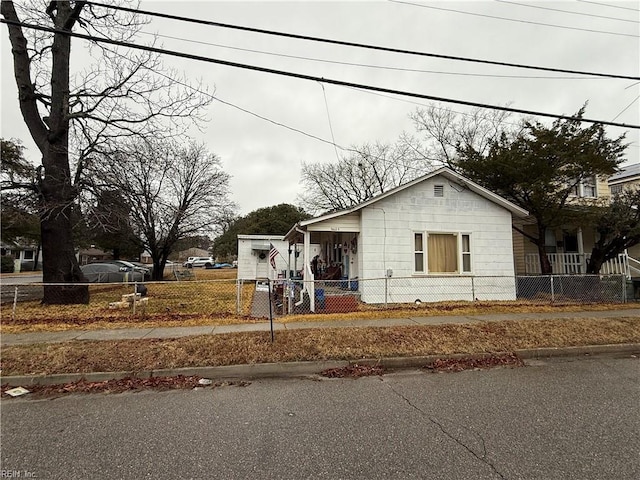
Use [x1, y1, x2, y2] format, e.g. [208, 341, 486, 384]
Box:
[414, 232, 472, 274]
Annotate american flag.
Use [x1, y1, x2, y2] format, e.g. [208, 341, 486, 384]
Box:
[269, 243, 278, 270]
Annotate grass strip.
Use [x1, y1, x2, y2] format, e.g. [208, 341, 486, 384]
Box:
[2, 317, 638, 377]
[2, 301, 637, 334]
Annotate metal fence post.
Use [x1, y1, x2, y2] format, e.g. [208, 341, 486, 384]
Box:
[12, 286, 18, 320]
[471, 276, 476, 301]
[384, 276, 388, 308]
[550, 275, 555, 303]
[268, 279, 274, 343]
[236, 279, 241, 314]
[622, 274, 627, 304]
[132, 282, 137, 315]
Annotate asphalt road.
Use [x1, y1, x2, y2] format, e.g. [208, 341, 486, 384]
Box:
[0, 274, 43, 285]
[0, 274, 44, 304]
[1, 356, 638, 480]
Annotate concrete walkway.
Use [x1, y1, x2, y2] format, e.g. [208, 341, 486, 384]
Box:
[2, 308, 638, 347]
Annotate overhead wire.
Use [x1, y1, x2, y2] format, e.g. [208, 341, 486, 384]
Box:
[318, 82, 341, 162]
[389, 0, 639, 38]
[148, 69, 442, 173]
[611, 95, 640, 122]
[577, 0, 640, 13]
[3, 18, 638, 130]
[142, 30, 612, 81]
[83, 1, 639, 81]
[494, 0, 639, 23]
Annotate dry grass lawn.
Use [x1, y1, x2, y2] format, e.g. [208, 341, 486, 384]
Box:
[2, 316, 638, 376]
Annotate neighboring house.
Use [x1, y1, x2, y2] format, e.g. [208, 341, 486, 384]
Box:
[608, 163, 640, 266]
[140, 251, 153, 265]
[284, 167, 529, 310]
[236, 235, 319, 280]
[1, 241, 42, 272]
[609, 163, 640, 195]
[513, 174, 632, 276]
[78, 247, 113, 265]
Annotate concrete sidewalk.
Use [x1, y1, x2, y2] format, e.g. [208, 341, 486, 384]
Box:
[2, 308, 638, 347]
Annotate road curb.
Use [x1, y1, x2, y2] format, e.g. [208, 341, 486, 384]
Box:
[2, 343, 638, 387]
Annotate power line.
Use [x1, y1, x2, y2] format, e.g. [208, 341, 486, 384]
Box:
[3, 18, 639, 130]
[495, 0, 639, 23]
[611, 95, 640, 122]
[577, 0, 640, 13]
[390, 0, 639, 38]
[318, 82, 341, 162]
[84, 1, 639, 81]
[155, 70, 440, 171]
[146, 31, 610, 81]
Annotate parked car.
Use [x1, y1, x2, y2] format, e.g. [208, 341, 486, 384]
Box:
[81, 263, 144, 283]
[129, 261, 153, 280]
[184, 256, 214, 268]
[102, 260, 151, 280]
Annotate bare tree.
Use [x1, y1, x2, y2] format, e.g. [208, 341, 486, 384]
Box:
[1, 1, 211, 302]
[409, 103, 519, 168]
[298, 141, 428, 214]
[98, 140, 234, 280]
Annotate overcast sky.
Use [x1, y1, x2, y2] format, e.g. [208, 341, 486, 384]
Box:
[2, 0, 639, 216]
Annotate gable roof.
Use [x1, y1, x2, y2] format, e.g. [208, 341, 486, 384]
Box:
[287, 167, 528, 236]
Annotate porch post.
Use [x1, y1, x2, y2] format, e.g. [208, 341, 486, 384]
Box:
[577, 228, 584, 273]
[304, 230, 315, 312]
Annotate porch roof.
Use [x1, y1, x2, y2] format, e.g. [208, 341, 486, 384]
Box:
[284, 167, 529, 241]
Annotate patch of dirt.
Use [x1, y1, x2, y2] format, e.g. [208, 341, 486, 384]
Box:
[320, 363, 385, 378]
[1, 376, 251, 398]
[424, 353, 524, 373]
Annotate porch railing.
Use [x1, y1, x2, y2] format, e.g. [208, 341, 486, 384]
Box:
[524, 253, 630, 278]
[628, 256, 640, 278]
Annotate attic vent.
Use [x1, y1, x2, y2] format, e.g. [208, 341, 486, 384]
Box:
[434, 185, 444, 197]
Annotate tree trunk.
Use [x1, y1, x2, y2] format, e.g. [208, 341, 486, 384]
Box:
[152, 255, 168, 281]
[41, 206, 89, 304]
[536, 226, 553, 275]
[39, 2, 89, 304]
[586, 248, 606, 275]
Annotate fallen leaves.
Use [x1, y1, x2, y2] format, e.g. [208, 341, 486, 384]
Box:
[1, 376, 251, 398]
[320, 364, 385, 378]
[424, 353, 524, 373]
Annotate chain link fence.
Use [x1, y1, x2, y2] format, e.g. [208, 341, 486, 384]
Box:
[1, 274, 630, 323]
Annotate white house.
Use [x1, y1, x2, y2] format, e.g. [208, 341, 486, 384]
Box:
[237, 235, 321, 280]
[1, 242, 42, 272]
[284, 167, 529, 310]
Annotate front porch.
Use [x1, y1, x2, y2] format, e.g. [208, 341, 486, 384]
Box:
[524, 253, 631, 277]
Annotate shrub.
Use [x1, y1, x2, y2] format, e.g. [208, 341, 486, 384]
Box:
[1, 256, 15, 273]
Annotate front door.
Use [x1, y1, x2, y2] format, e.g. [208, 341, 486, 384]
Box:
[256, 251, 268, 278]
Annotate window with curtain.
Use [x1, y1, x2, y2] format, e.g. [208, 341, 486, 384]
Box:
[428, 233, 458, 273]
